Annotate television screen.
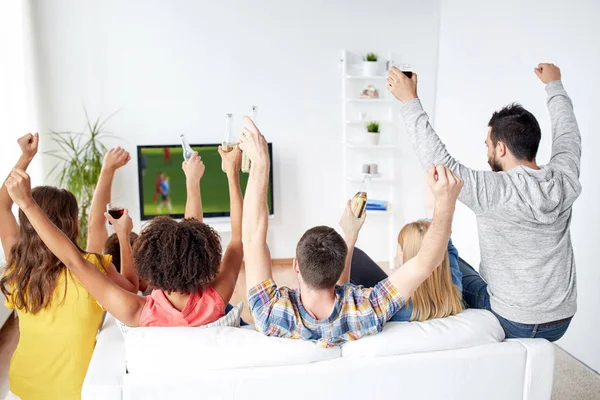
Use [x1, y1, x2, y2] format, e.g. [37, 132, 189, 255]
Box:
[137, 144, 274, 220]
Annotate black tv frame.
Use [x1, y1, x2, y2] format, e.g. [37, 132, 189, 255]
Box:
[137, 143, 274, 221]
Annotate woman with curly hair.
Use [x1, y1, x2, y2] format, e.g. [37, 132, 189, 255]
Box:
[4, 146, 244, 328]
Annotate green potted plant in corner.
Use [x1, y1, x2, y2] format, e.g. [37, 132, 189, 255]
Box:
[363, 52, 380, 76]
[367, 121, 380, 145]
[46, 110, 117, 248]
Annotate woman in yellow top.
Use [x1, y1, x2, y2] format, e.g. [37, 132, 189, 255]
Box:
[0, 134, 138, 400]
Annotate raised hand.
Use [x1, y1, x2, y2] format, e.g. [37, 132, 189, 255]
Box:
[239, 117, 269, 167]
[103, 147, 131, 172]
[17, 133, 39, 160]
[534, 63, 561, 84]
[105, 208, 133, 238]
[387, 66, 418, 104]
[339, 200, 366, 242]
[218, 145, 242, 176]
[5, 169, 33, 209]
[182, 151, 205, 182]
[428, 165, 464, 210]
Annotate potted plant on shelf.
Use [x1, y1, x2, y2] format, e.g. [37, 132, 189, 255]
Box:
[46, 110, 116, 248]
[363, 52, 380, 76]
[367, 121, 380, 145]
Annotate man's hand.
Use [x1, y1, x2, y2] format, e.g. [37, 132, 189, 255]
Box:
[428, 165, 463, 211]
[103, 147, 131, 172]
[534, 63, 561, 84]
[219, 145, 242, 176]
[339, 200, 366, 242]
[5, 169, 34, 210]
[239, 117, 269, 168]
[105, 209, 133, 238]
[17, 133, 39, 161]
[387, 66, 418, 104]
[182, 151, 205, 182]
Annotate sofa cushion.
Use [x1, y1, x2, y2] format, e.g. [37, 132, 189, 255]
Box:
[341, 309, 505, 358]
[125, 325, 341, 375]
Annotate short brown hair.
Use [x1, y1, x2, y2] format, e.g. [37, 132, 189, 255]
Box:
[103, 232, 139, 273]
[133, 217, 222, 294]
[295, 226, 347, 289]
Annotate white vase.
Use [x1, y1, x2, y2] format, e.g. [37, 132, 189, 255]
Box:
[363, 61, 380, 76]
[369, 132, 381, 145]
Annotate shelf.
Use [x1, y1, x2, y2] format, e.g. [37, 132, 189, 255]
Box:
[346, 120, 393, 125]
[345, 143, 399, 149]
[345, 98, 395, 104]
[346, 75, 387, 80]
[366, 209, 394, 216]
[346, 176, 393, 183]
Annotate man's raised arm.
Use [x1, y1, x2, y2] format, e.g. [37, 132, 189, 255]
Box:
[535, 63, 582, 185]
[239, 117, 272, 292]
[387, 67, 509, 214]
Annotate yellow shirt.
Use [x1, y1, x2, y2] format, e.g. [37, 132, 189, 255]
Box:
[5, 253, 110, 400]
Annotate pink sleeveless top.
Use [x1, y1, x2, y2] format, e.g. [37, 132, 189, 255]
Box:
[139, 286, 226, 327]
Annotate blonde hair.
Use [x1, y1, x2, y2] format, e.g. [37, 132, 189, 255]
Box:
[398, 220, 463, 322]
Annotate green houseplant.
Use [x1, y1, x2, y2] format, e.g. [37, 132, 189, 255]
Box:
[367, 121, 381, 145]
[46, 110, 117, 248]
[365, 52, 378, 62]
[363, 52, 380, 76]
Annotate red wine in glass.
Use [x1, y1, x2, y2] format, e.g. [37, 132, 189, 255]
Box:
[107, 203, 125, 225]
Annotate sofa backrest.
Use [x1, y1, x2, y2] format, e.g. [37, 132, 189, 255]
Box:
[125, 325, 341, 376]
[342, 309, 505, 357]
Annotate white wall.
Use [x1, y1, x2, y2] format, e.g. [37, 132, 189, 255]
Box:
[26, 0, 441, 260]
[435, 0, 600, 372]
[0, 1, 41, 326]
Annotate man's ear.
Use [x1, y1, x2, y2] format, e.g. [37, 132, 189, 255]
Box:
[497, 141, 508, 158]
[293, 258, 300, 274]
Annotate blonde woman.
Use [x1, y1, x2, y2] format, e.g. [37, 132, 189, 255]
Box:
[350, 220, 463, 322]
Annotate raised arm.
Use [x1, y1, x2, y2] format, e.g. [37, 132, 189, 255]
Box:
[182, 151, 205, 222]
[212, 146, 244, 303]
[0, 133, 38, 256]
[535, 64, 582, 183]
[86, 147, 131, 254]
[388, 166, 463, 300]
[104, 209, 138, 293]
[388, 67, 510, 214]
[5, 169, 146, 326]
[239, 117, 273, 292]
[337, 201, 366, 284]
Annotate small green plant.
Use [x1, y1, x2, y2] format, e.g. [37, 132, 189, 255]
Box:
[367, 121, 380, 133]
[365, 52, 378, 62]
[46, 109, 119, 248]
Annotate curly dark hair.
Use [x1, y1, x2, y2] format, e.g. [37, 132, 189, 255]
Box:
[133, 216, 222, 294]
[103, 232, 139, 273]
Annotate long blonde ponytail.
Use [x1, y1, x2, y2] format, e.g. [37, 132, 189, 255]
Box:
[398, 220, 463, 322]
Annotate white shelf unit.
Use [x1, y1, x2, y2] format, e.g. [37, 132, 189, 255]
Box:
[341, 50, 399, 267]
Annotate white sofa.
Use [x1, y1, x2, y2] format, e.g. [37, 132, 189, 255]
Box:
[83, 310, 554, 400]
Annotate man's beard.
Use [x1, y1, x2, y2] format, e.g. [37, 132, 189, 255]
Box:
[488, 155, 503, 172]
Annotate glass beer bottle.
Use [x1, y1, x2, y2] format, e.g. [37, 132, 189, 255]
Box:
[241, 105, 258, 173]
[351, 174, 371, 218]
[221, 113, 235, 173]
[180, 134, 195, 162]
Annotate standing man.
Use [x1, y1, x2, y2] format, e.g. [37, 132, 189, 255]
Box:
[387, 63, 581, 341]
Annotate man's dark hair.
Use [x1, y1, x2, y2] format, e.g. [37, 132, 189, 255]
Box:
[133, 217, 222, 294]
[103, 232, 139, 273]
[296, 226, 347, 290]
[488, 103, 541, 162]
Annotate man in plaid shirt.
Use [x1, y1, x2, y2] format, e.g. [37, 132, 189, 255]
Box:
[238, 117, 463, 348]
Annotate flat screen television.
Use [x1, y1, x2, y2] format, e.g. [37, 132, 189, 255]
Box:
[137, 143, 274, 220]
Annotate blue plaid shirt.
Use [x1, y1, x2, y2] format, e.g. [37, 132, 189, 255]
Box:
[248, 278, 405, 348]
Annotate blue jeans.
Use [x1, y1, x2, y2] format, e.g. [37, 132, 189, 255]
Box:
[459, 258, 571, 342]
